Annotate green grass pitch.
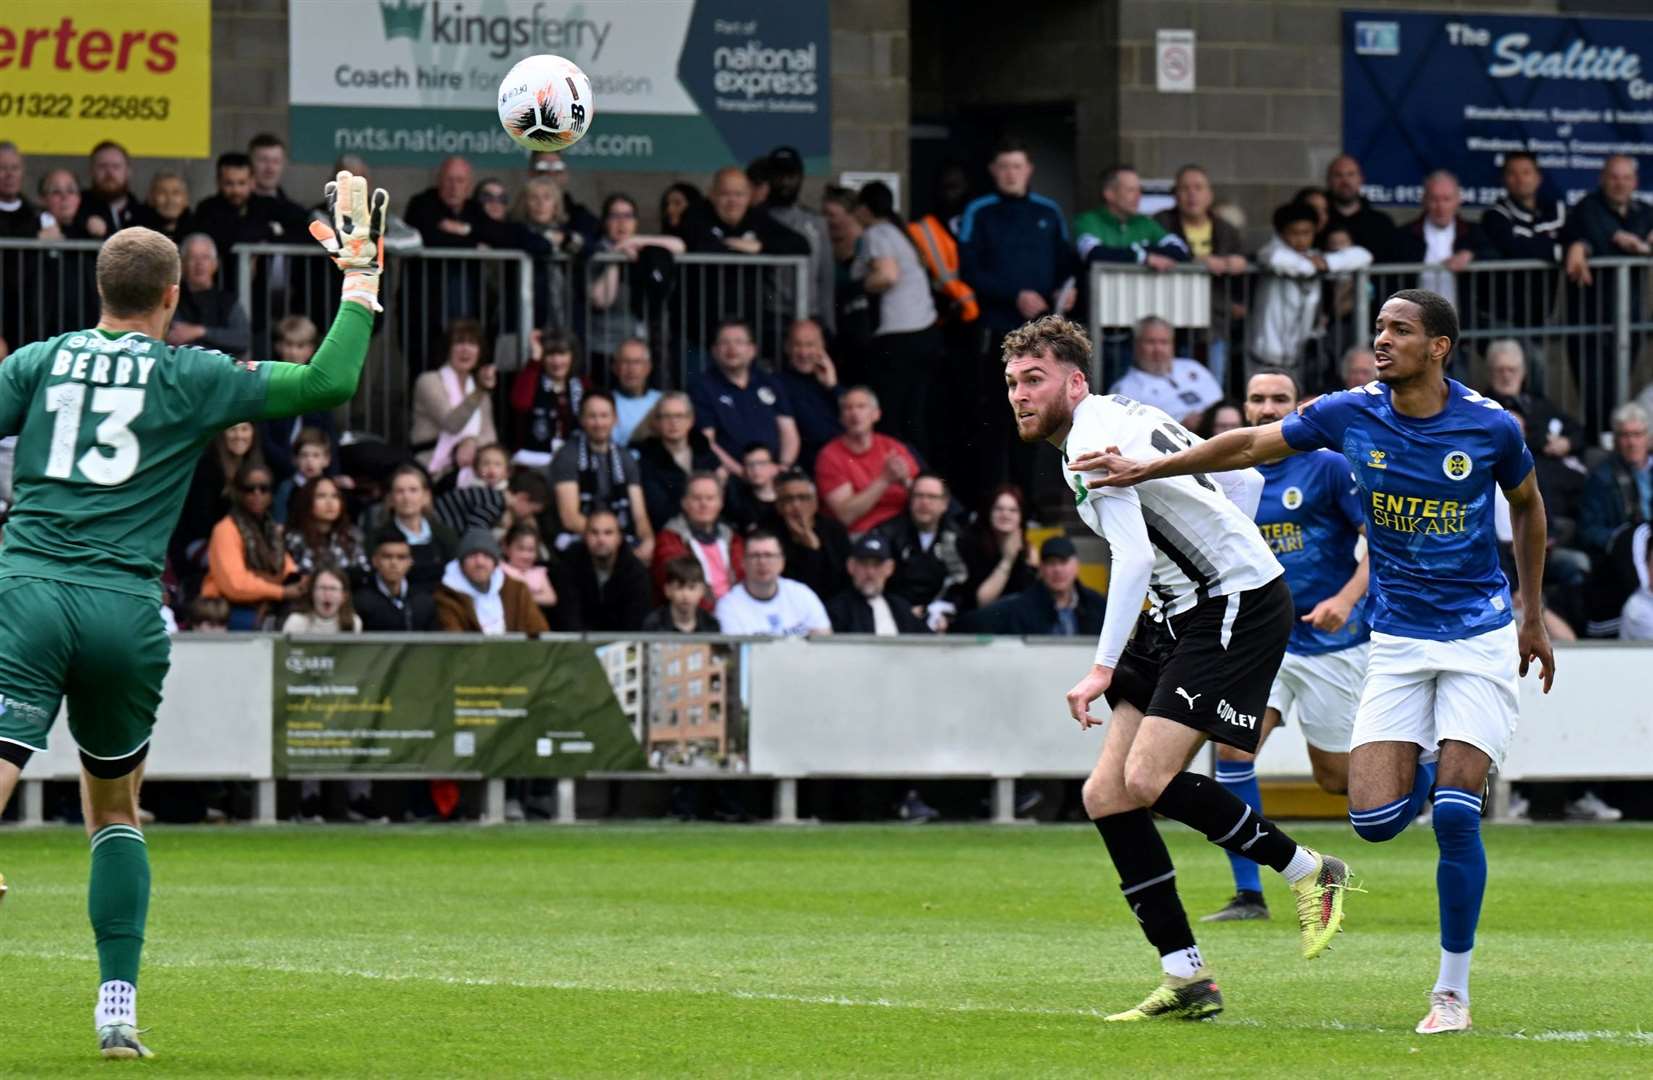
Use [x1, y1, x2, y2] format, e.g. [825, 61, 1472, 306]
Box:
[1, 822, 1648, 1076]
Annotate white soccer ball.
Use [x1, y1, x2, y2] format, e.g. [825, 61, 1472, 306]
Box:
[497, 54, 594, 152]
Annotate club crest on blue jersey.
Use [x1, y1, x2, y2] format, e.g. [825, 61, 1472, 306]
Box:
[1442, 450, 1473, 480]
[1281, 486, 1303, 510]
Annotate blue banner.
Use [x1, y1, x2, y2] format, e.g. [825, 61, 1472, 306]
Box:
[1343, 10, 1653, 206]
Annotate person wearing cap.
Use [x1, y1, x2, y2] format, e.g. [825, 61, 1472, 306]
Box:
[434, 526, 550, 635]
[762, 145, 836, 334]
[967, 536, 1106, 637]
[827, 533, 932, 635]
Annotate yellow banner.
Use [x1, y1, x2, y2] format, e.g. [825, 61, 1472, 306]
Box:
[0, 0, 211, 157]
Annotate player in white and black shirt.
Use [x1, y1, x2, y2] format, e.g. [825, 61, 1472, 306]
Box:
[1001, 316, 1354, 1023]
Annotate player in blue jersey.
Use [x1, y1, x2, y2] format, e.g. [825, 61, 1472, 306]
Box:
[1075, 290, 1555, 1035]
[1201, 369, 1379, 923]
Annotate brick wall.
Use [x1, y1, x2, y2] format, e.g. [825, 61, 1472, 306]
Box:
[1115, 0, 1568, 245]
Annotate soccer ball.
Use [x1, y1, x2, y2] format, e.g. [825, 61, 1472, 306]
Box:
[498, 55, 594, 152]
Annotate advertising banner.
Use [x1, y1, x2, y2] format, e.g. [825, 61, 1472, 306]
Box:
[274, 639, 646, 777]
[1343, 10, 1653, 206]
[0, 0, 211, 157]
[287, 0, 830, 171]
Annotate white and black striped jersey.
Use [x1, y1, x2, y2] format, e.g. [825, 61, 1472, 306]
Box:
[1063, 393, 1282, 620]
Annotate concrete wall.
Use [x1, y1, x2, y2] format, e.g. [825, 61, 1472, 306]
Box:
[20, 0, 909, 232]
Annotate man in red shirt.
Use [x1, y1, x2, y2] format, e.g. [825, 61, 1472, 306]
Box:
[815, 386, 921, 535]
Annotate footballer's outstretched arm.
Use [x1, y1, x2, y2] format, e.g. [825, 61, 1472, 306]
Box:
[262, 170, 388, 418]
[1074, 422, 1299, 490]
[1065, 492, 1154, 729]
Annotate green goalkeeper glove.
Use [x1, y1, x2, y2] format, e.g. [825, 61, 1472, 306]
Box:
[308, 170, 389, 312]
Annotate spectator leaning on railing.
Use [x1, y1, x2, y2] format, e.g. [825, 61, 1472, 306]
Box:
[1396, 171, 1478, 309]
[680, 164, 811, 349]
[192, 152, 277, 292]
[1155, 164, 1248, 384]
[77, 140, 156, 238]
[1074, 163, 1190, 270]
[1248, 201, 1372, 382]
[1477, 152, 1565, 329]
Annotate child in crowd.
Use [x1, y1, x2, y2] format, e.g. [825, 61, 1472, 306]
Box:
[274, 427, 334, 524]
[500, 522, 558, 616]
[642, 556, 720, 633]
[1248, 201, 1372, 381]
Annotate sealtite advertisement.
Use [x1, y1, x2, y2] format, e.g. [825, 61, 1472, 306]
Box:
[1344, 10, 1653, 206]
[287, 0, 830, 171]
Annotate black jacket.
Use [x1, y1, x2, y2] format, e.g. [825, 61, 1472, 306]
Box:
[826, 590, 932, 634]
[192, 194, 282, 289]
[640, 606, 721, 633]
[1322, 197, 1401, 261]
[967, 581, 1107, 637]
[75, 189, 157, 237]
[175, 286, 251, 356]
[1563, 188, 1653, 258]
[634, 434, 721, 533]
[1477, 192, 1566, 323]
[557, 544, 653, 632]
[354, 578, 438, 632]
[878, 515, 969, 610]
[779, 515, 851, 602]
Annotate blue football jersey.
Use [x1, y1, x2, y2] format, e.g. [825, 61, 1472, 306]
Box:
[1280, 379, 1535, 641]
[1255, 451, 1370, 655]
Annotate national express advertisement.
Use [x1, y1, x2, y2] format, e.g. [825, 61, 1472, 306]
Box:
[287, 0, 830, 171]
[1344, 10, 1653, 206]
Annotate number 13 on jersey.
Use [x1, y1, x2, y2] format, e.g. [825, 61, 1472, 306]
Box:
[45, 383, 145, 486]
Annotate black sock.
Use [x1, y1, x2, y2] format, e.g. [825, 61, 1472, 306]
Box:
[1152, 771, 1300, 874]
[1093, 810, 1197, 956]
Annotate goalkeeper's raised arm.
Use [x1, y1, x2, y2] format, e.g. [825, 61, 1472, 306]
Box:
[262, 170, 388, 419]
[1073, 421, 1299, 490]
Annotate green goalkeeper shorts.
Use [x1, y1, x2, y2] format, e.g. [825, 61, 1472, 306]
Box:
[0, 577, 171, 762]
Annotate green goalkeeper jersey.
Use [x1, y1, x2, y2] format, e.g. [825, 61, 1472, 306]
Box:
[0, 302, 372, 601]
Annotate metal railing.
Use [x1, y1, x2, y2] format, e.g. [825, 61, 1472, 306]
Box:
[0, 238, 105, 349]
[1087, 256, 1653, 432]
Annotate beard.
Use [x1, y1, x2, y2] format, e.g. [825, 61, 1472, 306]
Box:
[1014, 396, 1071, 443]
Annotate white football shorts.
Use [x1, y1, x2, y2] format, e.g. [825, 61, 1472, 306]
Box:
[1350, 621, 1519, 765]
[1265, 642, 1368, 753]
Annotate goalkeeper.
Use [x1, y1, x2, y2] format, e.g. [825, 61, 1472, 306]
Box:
[0, 172, 387, 1060]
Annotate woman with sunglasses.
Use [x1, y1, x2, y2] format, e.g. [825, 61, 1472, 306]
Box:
[201, 461, 306, 630]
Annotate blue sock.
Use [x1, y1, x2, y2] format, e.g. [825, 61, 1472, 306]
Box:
[1431, 788, 1486, 954]
[1214, 760, 1263, 895]
[1408, 760, 1438, 819]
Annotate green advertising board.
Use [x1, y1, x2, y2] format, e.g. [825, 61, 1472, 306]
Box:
[274, 639, 646, 777]
[287, 0, 831, 171]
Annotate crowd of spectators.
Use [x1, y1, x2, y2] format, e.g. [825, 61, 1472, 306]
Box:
[3, 132, 1653, 799]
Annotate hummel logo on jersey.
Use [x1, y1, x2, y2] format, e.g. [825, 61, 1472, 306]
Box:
[1175, 687, 1201, 709]
[1216, 698, 1257, 729]
[1366, 449, 1388, 470]
[1239, 822, 1270, 852]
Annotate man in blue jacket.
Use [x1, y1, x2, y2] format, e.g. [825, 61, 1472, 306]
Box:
[956, 140, 1080, 508]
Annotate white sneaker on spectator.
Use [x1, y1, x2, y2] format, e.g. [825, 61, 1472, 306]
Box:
[504, 798, 526, 823]
[1504, 792, 1531, 820]
[1564, 791, 1622, 822]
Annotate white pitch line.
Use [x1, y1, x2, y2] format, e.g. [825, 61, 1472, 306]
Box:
[7, 945, 1651, 1047]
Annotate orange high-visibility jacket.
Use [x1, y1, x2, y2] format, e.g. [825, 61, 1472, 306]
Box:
[906, 214, 979, 323]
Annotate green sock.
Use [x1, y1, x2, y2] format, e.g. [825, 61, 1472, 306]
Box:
[88, 825, 150, 987]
